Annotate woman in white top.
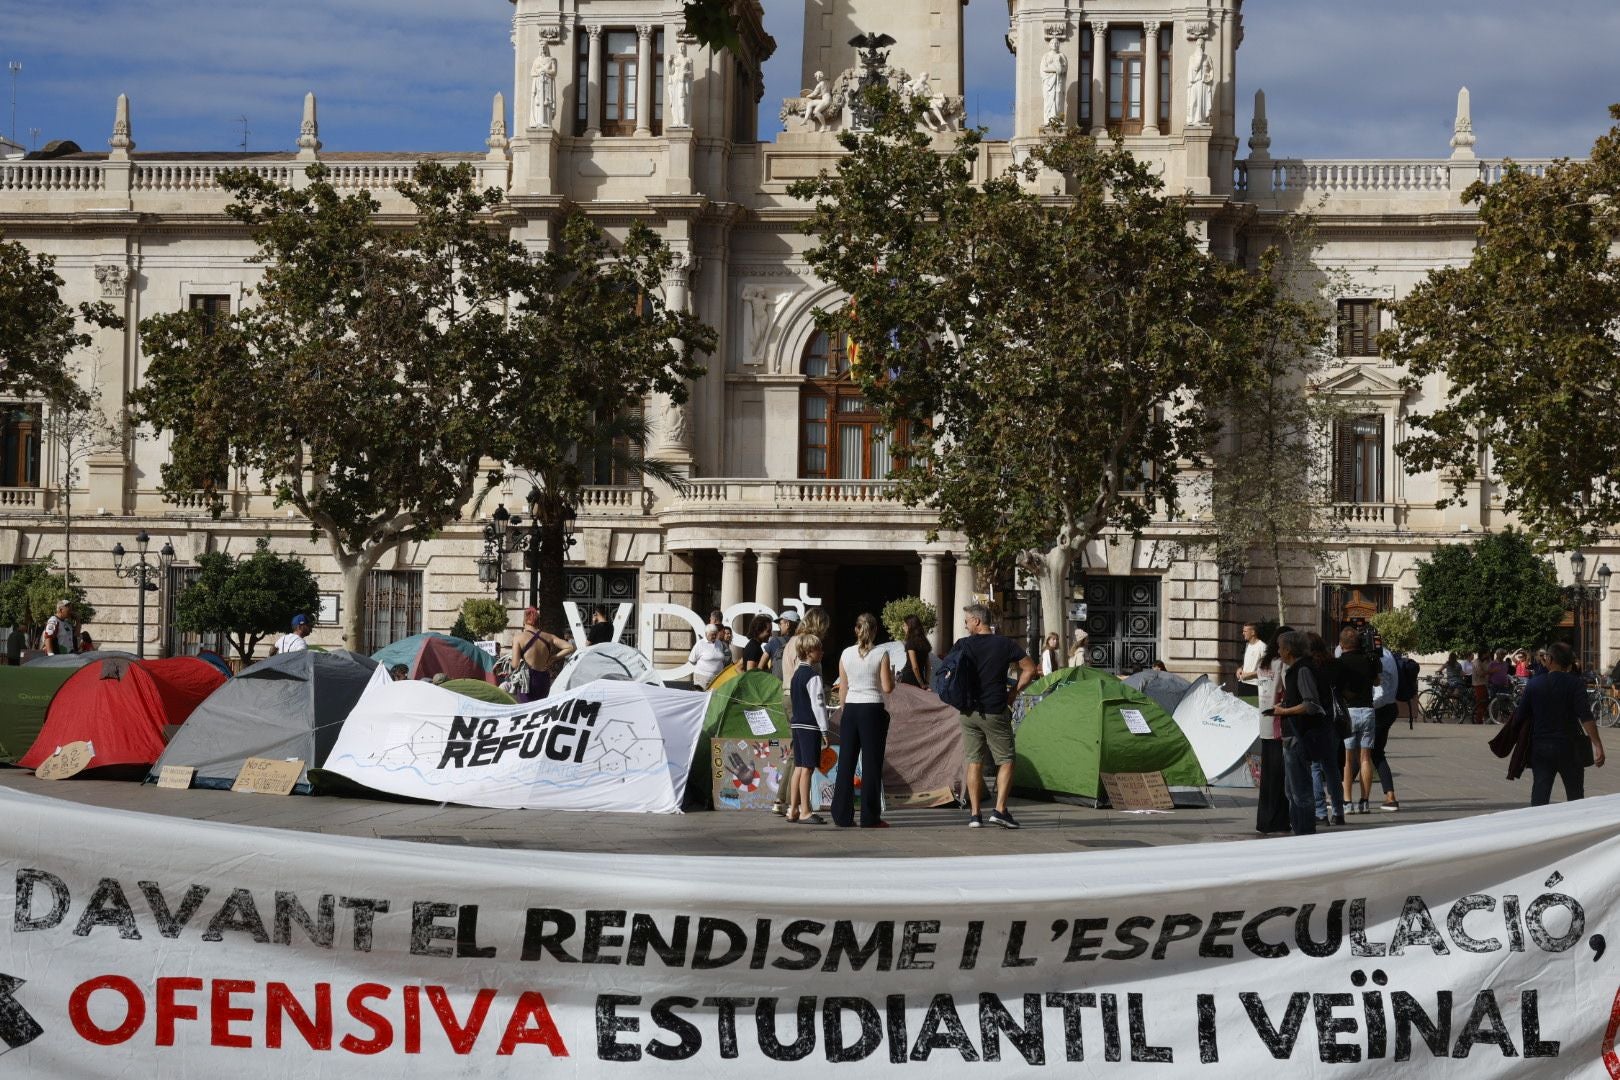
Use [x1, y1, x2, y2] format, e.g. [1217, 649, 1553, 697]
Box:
[1039, 632, 1063, 677]
[830, 612, 895, 829]
[1254, 624, 1291, 834]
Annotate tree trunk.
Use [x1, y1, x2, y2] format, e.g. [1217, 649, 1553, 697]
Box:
[339, 559, 369, 653]
[1269, 535, 1287, 628]
[538, 515, 569, 637]
[1038, 543, 1073, 653]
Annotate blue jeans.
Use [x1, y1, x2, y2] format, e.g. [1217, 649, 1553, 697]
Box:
[1285, 728, 1336, 835]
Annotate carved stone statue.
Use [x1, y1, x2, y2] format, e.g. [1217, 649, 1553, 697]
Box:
[802, 71, 837, 131]
[531, 45, 558, 130]
[1040, 39, 1067, 125]
[741, 286, 773, 363]
[667, 44, 694, 129]
[1186, 41, 1214, 127]
[909, 71, 949, 132]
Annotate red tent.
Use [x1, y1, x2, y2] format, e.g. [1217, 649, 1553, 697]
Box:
[18, 656, 226, 773]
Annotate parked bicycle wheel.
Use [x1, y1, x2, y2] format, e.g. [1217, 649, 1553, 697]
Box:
[1592, 693, 1620, 729]
[1487, 693, 1514, 725]
[1416, 688, 1442, 722]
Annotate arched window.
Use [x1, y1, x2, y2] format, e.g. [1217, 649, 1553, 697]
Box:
[799, 329, 896, 480]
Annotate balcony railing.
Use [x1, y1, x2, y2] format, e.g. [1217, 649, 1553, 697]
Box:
[674, 479, 904, 509]
[0, 162, 104, 192]
[1331, 502, 1403, 529]
[1236, 157, 1568, 201]
[576, 485, 653, 515]
[0, 487, 43, 510]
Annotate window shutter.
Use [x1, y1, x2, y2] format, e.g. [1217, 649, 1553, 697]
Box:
[1333, 420, 1354, 502]
[1372, 414, 1386, 503]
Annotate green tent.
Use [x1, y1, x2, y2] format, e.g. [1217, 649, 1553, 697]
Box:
[441, 678, 516, 705]
[1013, 667, 1208, 806]
[0, 665, 75, 764]
[685, 670, 788, 810]
[1025, 665, 1094, 699]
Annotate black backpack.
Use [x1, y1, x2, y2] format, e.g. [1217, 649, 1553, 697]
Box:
[932, 640, 980, 712]
[1396, 653, 1420, 703]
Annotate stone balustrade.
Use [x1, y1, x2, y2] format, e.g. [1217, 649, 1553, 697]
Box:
[0, 487, 44, 510]
[1235, 157, 1568, 201]
[132, 162, 298, 191]
[1330, 501, 1404, 531]
[576, 485, 652, 515]
[673, 479, 903, 508]
[0, 162, 105, 192]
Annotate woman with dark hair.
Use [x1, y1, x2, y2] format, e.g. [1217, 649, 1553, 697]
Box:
[899, 614, 932, 687]
[832, 612, 895, 828]
[1254, 625, 1292, 834]
[1305, 631, 1348, 826]
[741, 614, 774, 673]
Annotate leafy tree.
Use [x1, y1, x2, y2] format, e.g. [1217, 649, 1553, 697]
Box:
[681, 0, 741, 52]
[43, 380, 121, 581]
[791, 93, 1261, 640]
[1203, 217, 1355, 624]
[1410, 531, 1564, 655]
[880, 596, 936, 644]
[0, 232, 121, 407]
[172, 543, 321, 661]
[459, 598, 509, 641]
[134, 163, 708, 649]
[0, 560, 95, 641]
[1368, 607, 1419, 655]
[1385, 105, 1620, 548]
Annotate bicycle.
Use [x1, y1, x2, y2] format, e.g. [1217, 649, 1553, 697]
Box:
[1416, 675, 1473, 724]
[1486, 677, 1526, 726]
[1589, 679, 1620, 728]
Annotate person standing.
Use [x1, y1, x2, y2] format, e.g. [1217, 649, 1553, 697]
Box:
[41, 600, 76, 655]
[898, 614, 932, 687]
[785, 633, 829, 825]
[1236, 622, 1265, 697]
[1335, 627, 1379, 814]
[1513, 641, 1606, 805]
[1470, 646, 1489, 723]
[4, 620, 24, 665]
[512, 607, 574, 703]
[764, 609, 800, 672]
[774, 606, 830, 817]
[1039, 632, 1063, 677]
[1272, 630, 1335, 836]
[1067, 629, 1089, 668]
[687, 625, 730, 690]
[953, 603, 1038, 830]
[1254, 625, 1292, 834]
[586, 607, 614, 645]
[1371, 632, 1401, 810]
[1306, 632, 1347, 826]
[274, 614, 312, 655]
[831, 613, 895, 829]
[741, 614, 773, 672]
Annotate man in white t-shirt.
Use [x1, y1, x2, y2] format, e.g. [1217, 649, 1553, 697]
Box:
[1236, 622, 1265, 697]
[687, 625, 730, 689]
[41, 600, 76, 655]
[275, 614, 312, 655]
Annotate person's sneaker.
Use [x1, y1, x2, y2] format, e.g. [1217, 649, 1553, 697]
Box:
[1332, 814, 1347, 826]
[1381, 800, 1401, 812]
[770, 802, 787, 816]
[987, 809, 1021, 829]
[798, 813, 826, 825]
[968, 814, 984, 828]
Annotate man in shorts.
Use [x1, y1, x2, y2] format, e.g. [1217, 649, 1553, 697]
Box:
[953, 603, 1038, 829]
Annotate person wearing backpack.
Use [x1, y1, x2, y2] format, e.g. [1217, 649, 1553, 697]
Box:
[944, 603, 1037, 830]
[1370, 632, 1401, 811]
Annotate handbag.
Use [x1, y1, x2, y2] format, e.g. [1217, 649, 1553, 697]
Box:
[1331, 688, 1353, 741]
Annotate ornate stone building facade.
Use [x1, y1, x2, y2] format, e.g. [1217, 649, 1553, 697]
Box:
[0, 0, 1604, 673]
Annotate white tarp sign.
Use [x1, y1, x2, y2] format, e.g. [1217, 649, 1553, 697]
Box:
[1, 787, 1618, 1076]
[323, 669, 708, 813]
[1173, 676, 1263, 788]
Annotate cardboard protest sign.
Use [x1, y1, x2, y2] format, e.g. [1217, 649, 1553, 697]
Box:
[34, 741, 92, 780]
[231, 758, 303, 795]
[1101, 770, 1176, 811]
[154, 765, 195, 791]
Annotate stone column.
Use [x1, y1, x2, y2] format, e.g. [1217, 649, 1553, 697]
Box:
[634, 24, 654, 137]
[585, 25, 604, 135]
[1089, 22, 1109, 138]
[1143, 22, 1162, 136]
[1221, 10, 1237, 132]
[952, 553, 976, 635]
[650, 253, 696, 470]
[754, 550, 780, 611]
[919, 553, 944, 653]
[720, 551, 746, 617]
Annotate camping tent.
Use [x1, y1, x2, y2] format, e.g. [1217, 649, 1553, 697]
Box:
[685, 670, 787, 809]
[1123, 669, 1195, 714]
[441, 678, 515, 705]
[148, 650, 378, 792]
[1170, 675, 1262, 788]
[371, 633, 496, 684]
[1012, 667, 1208, 806]
[0, 665, 76, 764]
[552, 643, 658, 693]
[25, 649, 137, 668]
[19, 656, 226, 775]
[828, 684, 964, 807]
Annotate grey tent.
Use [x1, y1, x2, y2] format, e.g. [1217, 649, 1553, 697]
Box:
[147, 649, 377, 793]
[552, 643, 659, 692]
[25, 650, 137, 668]
[1122, 669, 1195, 714]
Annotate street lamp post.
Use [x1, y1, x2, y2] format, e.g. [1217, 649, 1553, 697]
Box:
[111, 532, 174, 659]
[7, 62, 19, 145]
[477, 487, 577, 612]
[1566, 551, 1611, 675]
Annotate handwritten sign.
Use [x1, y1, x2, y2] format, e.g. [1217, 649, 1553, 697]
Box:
[231, 757, 304, 796]
[1100, 770, 1175, 812]
[35, 741, 93, 781]
[155, 765, 196, 791]
[743, 708, 776, 737]
[1119, 708, 1153, 736]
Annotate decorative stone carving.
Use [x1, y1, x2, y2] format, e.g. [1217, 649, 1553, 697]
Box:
[740, 285, 801, 369]
[667, 43, 694, 129]
[1450, 86, 1477, 159]
[96, 263, 131, 299]
[1040, 38, 1067, 125]
[1186, 41, 1214, 127]
[297, 92, 321, 156]
[530, 45, 558, 130]
[800, 71, 839, 131]
[907, 71, 950, 132]
[487, 92, 509, 155]
[537, 24, 563, 44]
[108, 94, 134, 159]
[783, 66, 962, 134]
[1248, 88, 1271, 158]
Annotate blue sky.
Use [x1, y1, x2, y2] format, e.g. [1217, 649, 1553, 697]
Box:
[5, 1, 1616, 160]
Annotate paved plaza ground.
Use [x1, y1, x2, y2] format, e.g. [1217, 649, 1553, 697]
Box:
[2, 722, 1612, 858]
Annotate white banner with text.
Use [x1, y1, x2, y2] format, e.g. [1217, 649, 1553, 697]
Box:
[0, 786, 1618, 1076]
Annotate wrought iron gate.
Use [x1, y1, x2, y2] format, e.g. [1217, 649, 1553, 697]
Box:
[566, 569, 639, 647]
[1081, 576, 1160, 673]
